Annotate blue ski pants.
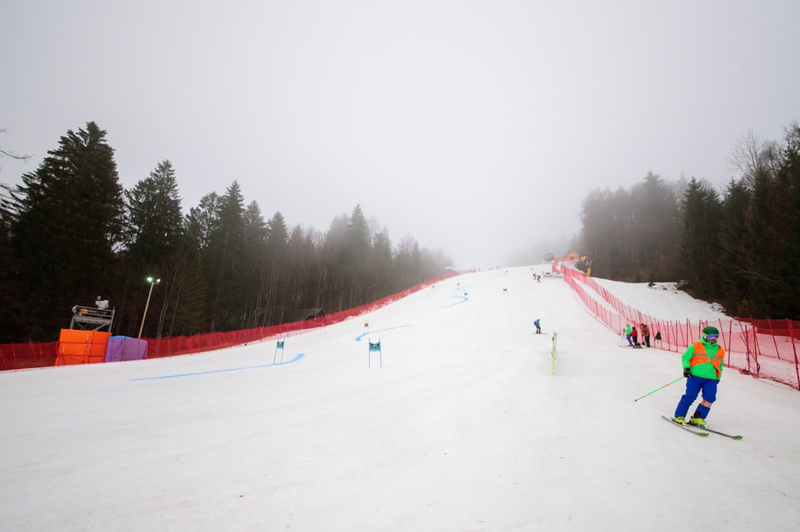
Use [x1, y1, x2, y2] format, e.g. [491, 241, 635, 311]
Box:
[675, 376, 718, 419]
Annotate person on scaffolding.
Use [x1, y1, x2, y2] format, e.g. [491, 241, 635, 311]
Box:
[673, 326, 725, 427]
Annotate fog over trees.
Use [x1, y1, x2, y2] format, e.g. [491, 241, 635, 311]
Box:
[2, 121, 798, 342]
[0, 122, 451, 342]
[578, 122, 800, 320]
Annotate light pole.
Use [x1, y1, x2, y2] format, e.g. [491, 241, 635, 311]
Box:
[138, 276, 161, 339]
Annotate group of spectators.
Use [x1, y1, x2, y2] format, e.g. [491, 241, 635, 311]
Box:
[624, 323, 653, 347]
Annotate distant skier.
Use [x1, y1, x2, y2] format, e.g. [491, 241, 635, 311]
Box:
[624, 324, 633, 346]
[631, 326, 640, 348]
[641, 323, 651, 347]
[534, 319, 542, 334]
[673, 326, 725, 427]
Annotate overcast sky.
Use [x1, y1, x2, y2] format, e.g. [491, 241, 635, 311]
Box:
[2, 1, 798, 268]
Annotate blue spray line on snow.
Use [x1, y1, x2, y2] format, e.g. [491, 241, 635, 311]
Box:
[442, 293, 469, 307]
[130, 353, 305, 380]
[441, 269, 507, 307]
[355, 324, 412, 341]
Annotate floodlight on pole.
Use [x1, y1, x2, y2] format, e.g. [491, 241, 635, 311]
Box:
[138, 276, 161, 339]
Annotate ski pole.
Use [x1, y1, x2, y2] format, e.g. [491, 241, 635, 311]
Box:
[633, 377, 685, 402]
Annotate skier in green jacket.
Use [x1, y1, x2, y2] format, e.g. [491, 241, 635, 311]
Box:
[624, 324, 633, 346]
[673, 326, 726, 426]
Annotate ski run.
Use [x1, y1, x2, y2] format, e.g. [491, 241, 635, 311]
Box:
[1, 265, 798, 531]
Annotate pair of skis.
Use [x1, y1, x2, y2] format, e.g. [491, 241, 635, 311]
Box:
[661, 415, 743, 440]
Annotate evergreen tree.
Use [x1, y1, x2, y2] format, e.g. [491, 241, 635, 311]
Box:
[285, 224, 313, 317]
[185, 192, 222, 329]
[205, 181, 247, 331]
[115, 160, 186, 337]
[264, 211, 289, 325]
[580, 189, 615, 278]
[125, 160, 184, 265]
[394, 234, 418, 288]
[345, 204, 371, 307]
[288, 225, 324, 312]
[748, 156, 781, 316]
[632, 172, 679, 281]
[322, 214, 349, 311]
[719, 180, 752, 315]
[186, 192, 221, 260]
[241, 201, 267, 329]
[780, 124, 800, 318]
[610, 186, 635, 280]
[0, 184, 24, 342]
[371, 227, 393, 299]
[677, 178, 723, 299]
[410, 240, 423, 284]
[9, 122, 124, 340]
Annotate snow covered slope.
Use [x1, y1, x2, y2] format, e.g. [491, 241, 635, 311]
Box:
[1, 266, 798, 531]
[593, 277, 729, 320]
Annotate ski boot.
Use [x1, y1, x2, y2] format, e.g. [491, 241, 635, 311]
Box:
[673, 416, 685, 424]
[689, 415, 707, 427]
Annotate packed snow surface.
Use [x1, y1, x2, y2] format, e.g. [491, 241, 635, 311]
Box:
[592, 277, 730, 320]
[1, 266, 799, 531]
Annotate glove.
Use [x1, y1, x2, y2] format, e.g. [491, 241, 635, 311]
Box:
[683, 367, 692, 379]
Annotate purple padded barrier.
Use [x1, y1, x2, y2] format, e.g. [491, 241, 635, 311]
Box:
[105, 336, 148, 362]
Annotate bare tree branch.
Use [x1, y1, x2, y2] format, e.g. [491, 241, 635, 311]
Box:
[0, 129, 33, 161]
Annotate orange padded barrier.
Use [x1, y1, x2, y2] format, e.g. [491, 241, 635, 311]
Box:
[55, 330, 111, 366]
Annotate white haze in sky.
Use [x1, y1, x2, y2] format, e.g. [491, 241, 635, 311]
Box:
[1, 1, 799, 268]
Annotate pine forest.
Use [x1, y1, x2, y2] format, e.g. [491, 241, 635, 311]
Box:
[0, 123, 451, 342]
[2, 121, 799, 343]
[578, 123, 800, 320]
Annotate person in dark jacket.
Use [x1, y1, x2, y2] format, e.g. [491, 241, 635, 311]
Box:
[641, 323, 651, 347]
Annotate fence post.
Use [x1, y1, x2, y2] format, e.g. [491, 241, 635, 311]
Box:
[739, 319, 751, 375]
[752, 322, 761, 378]
[724, 319, 731, 355]
[789, 318, 800, 390]
[767, 318, 781, 363]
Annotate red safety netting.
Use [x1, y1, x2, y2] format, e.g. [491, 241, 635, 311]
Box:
[0, 272, 462, 372]
[557, 263, 800, 390]
[0, 341, 59, 371]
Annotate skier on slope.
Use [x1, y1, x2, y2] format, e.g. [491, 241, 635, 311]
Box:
[534, 319, 541, 334]
[673, 326, 725, 427]
[624, 324, 633, 346]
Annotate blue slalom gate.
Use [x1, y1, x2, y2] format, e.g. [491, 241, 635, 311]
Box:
[368, 339, 382, 368]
